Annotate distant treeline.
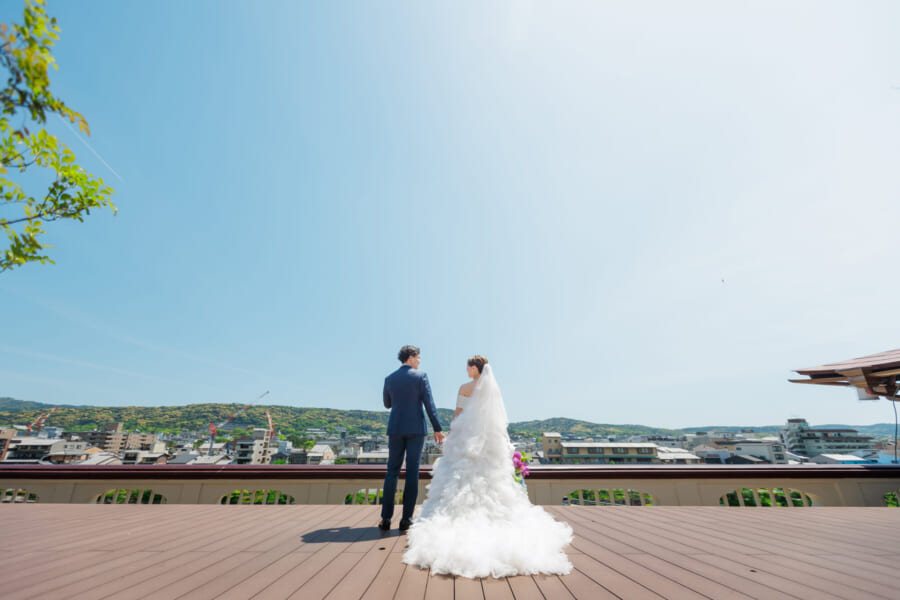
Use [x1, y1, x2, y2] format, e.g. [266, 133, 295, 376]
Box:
[0, 397, 894, 439]
[0, 398, 451, 439]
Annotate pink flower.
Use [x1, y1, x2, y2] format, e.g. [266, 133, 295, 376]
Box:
[512, 452, 531, 480]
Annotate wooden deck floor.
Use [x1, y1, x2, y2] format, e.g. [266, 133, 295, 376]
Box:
[1, 505, 898, 599]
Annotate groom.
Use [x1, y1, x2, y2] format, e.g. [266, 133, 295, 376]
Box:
[379, 345, 445, 531]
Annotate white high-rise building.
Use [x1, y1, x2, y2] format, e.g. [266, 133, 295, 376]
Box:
[780, 418, 873, 458]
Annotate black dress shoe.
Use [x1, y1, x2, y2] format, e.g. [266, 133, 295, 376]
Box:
[399, 518, 412, 531]
[378, 519, 391, 531]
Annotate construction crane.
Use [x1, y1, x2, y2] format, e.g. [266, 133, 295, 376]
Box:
[27, 405, 58, 436]
[207, 391, 269, 455]
[265, 410, 276, 460]
[265, 410, 275, 442]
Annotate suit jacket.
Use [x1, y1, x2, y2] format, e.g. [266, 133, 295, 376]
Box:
[383, 365, 443, 435]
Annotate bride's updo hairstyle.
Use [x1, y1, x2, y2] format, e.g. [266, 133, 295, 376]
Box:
[467, 355, 489, 374]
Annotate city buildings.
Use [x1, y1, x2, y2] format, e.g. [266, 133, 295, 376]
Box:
[4, 438, 63, 462]
[1, 408, 890, 469]
[195, 442, 228, 456]
[44, 440, 92, 464]
[643, 435, 688, 449]
[337, 446, 361, 463]
[168, 452, 232, 465]
[0, 428, 15, 461]
[234, 428, 276, 465]
[684, 431, 739, 450]
[286, 450, 309, 464]
[691, 444, 733, 464]
[270, 440, 294, 463]
[543, 432, 563, 461]
[121, 450, 167, 465]
[66, 422, 159, 454]
[780, 418, 873, 458]
[541, 433, 660, 464]
[358, 450, 390, 464]
[655, 446, 701, 464]
[811, 454, 869, 465]
[2, 438, 91, 463]
[732, 439, 788, 464]
[307, 444, 335, 465]
[77, 451, 123, 465]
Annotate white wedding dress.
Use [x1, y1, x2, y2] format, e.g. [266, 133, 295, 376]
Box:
[402, 364, 573, 578]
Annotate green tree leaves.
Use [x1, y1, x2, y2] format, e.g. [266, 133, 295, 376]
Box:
[0, 0, 115, 272]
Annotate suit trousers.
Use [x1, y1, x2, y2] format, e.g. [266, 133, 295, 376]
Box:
[381, 433, 425, 521]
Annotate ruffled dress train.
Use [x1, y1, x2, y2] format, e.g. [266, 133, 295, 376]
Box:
[402, 368, 572, 579]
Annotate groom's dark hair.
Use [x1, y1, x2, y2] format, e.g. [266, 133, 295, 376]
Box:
[398, 345, 420, 363]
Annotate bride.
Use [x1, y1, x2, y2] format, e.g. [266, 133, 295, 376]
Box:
[402, 355, 573, 579]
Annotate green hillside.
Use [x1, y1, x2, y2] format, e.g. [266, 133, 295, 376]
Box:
[681, 425, 784, 435]
[508, 418, 679, 438]
[0, 397, 56, 411]
[0, 400, 453, 438]
[0, 397, 894, 440]
[0, 399, 676, 438]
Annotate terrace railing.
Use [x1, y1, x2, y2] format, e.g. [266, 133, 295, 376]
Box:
[2, 464, 899, 507]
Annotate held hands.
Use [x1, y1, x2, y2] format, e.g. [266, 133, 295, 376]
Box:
[433, 431, 446, 445]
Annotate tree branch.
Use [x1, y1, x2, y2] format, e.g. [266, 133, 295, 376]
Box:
[1, 212, 43, 225]
[0, 208, 69, 226]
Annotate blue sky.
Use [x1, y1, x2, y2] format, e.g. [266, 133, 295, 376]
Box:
[2, 1, 900, 428]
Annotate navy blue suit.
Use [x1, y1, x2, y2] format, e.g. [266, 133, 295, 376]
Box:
[381, 365, 443, 521]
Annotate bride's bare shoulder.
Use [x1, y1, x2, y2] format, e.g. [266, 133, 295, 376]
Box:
[458, 381, 476, 397]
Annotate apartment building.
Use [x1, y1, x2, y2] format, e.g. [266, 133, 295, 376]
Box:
[732, 439, 788, 464]
[234, 429, 275, 465]
[0, 428, 15, 461]
[542, 432, 563, 461]
[3, 439, 88, 463]
[542, 433, 660, 464]
[44, 440, 91, 464]
[121, 450, 167, 465]
[67, 422, 159, 453]
[780, 418, 873, 458]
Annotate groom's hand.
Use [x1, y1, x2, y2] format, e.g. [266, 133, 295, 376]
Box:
[434, 432, 445, 445]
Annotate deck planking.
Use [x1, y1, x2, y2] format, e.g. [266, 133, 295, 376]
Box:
[1, 504, 899, 599]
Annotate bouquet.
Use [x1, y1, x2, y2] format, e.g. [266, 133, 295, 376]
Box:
[513, 451, 531, 487]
